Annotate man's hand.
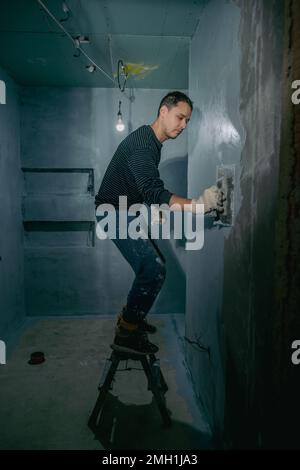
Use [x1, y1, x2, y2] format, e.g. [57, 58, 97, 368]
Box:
[192, 185, 226, 214]
[168, 188, 226, 214]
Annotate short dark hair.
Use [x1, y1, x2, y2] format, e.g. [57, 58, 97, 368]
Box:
[157, 91, 193, 117]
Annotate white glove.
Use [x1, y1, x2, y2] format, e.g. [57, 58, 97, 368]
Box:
[192, 185, 225, 214]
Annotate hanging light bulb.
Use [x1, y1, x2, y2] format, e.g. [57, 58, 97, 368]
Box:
[116, 101, 125, 132]
[116, 116, 125, 132]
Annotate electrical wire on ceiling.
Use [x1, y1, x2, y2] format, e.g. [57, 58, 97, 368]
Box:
[108, 33, 137, 106]
[36, 0, 115, 85]
[108, 34, 117, 88]
[117, 59, 128, 92]
[108, 35, 135, 133]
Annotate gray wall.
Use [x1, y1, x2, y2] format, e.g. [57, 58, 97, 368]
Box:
[223, 0, 284, 448]
[0, 67, 25, 342]
[186, 0, 243, 441]
[186, 0, 285, 447]
[20, 87, 188, 316]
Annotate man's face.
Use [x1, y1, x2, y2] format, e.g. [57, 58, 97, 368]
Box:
[160, 101, 192, 139]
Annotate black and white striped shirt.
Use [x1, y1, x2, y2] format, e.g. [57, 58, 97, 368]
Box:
[94, 125, 173, 209]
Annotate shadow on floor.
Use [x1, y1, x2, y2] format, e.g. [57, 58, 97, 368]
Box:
[88, 393, 213, 450]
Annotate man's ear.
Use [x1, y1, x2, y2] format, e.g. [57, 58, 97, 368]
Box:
[159, 105, 168, 118]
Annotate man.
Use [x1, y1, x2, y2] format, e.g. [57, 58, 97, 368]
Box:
[95, 91, 225, 355]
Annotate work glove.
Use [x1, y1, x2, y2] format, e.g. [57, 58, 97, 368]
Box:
[192, 185, 226, 214]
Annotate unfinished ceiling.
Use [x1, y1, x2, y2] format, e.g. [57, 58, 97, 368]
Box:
[0, 0, 207, 88]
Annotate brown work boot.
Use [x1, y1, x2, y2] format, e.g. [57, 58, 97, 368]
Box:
[137, 317, 157, 334]
[117, 307, 157, 335]
[113, 317, 159, 355]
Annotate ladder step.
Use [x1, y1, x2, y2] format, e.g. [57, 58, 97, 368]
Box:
[98, 359, 114, 390]
[89, 350, 171, 428]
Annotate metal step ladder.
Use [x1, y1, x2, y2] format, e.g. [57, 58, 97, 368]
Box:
[88, 345, 171, 429]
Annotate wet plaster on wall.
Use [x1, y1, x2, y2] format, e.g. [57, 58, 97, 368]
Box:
[186, 0, 243, 443]
[223, 0, 284, 447]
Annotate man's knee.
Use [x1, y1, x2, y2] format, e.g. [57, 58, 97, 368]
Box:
[152, 257, 167, 283]
[139, 256, 166, 283]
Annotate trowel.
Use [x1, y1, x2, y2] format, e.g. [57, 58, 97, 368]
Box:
[214, 164, 235, 226]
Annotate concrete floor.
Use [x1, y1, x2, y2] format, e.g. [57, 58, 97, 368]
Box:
[0, 314, 212, 450]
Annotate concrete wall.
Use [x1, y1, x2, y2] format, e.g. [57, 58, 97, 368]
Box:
[0, 67, 25, 342]
[223, 0, 284, 448]
[20, 87, 188, 316]
[186, 0, 285, 447]
[272, 0, 300, 449]
[186, 0, 243, 442]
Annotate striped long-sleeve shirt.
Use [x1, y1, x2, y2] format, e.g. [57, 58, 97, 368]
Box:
[94, 125, 173, 209]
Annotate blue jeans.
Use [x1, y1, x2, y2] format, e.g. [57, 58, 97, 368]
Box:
[96, 210, 166, 323]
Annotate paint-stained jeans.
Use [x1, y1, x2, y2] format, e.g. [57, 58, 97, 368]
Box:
[96, 210, 166, 323]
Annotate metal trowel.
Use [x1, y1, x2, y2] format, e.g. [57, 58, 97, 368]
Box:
[214, 164, 235, 226]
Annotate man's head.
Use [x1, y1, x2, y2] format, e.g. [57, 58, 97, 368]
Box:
[157, 91, 193, 139]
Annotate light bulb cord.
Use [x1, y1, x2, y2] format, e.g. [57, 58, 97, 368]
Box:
[118, 101, 122, 117]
